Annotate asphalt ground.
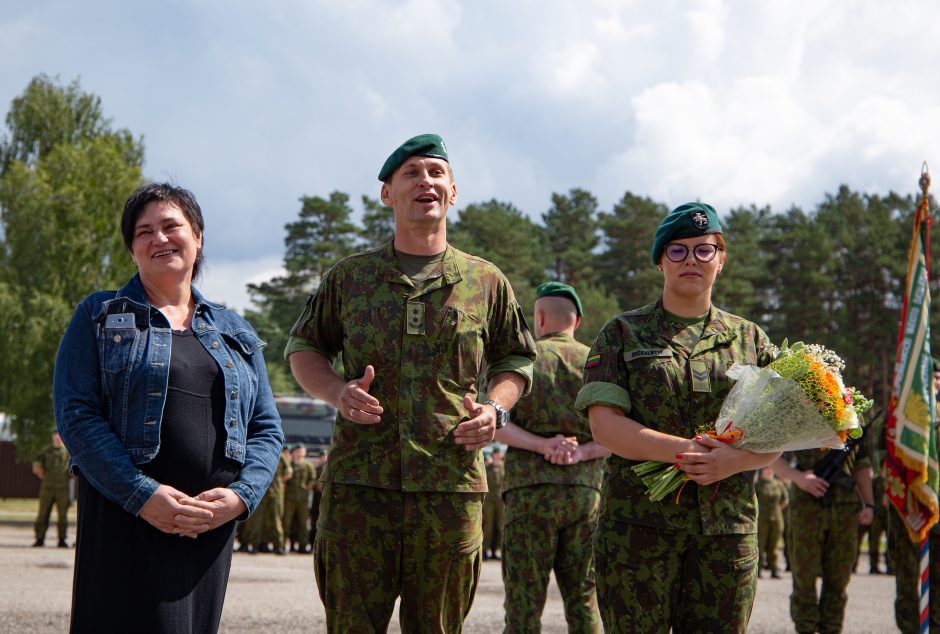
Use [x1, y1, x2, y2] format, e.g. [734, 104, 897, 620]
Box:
[0, 522, 899, 633]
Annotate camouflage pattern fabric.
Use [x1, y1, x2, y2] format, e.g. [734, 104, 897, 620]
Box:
[504, 333, 602, 493]
[33, 444, 70, 542]
[284, 460, 315, 547]
[314, 483, 483, 634]
[288, 241, 536, 494]
[574, 299, 771, 631]
[889, 505, 940, 633]
[245, 453, 292, 549]
[593, 520, 758, 633]
[482, 460, 503, 554]
[575, 299, 774, 535]
[756, 477, 788, 574]
[787, 446, 868, 634]
[502, 484, 602, 634]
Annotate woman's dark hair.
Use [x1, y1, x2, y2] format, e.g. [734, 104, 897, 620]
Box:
[120, 182, 205, 279]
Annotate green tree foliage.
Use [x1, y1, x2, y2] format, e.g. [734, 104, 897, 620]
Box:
[543, 188, 600, 287]
[246, 192, 359, 392]
[361, 195, 395, 248]
[711, 204, 772, 320]
[597, 192, 667, 311]
[448, 199, 549, 311]
[0, 75, 143, 458]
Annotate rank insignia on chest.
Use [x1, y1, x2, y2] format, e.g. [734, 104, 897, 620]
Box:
[406, 301, 426, 335]
[690, 358, 710, 392]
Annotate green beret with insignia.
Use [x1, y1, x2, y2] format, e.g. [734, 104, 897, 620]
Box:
[651, 202, 723, 264]
[536, 281, 583, 316]
[378, 133, 449, 182]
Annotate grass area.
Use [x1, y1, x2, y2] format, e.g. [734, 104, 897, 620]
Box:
[0, 496, 76, 522]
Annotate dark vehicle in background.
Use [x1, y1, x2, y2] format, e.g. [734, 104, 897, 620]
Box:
[275, 395, 335, 453]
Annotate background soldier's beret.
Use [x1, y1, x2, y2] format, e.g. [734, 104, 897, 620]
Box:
[536, 281, 583, 316]
[651, 202, 723, 264]
[378, 133, 449, 182]
[933, 356, 940, 372]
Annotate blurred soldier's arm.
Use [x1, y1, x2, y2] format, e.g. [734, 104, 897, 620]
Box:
[546, 440, 611, 465]
[770, 455, 828, 498]
[495, 422, 577, 459]
[31, 461, 44, 480]
[854, 464, 875, 526]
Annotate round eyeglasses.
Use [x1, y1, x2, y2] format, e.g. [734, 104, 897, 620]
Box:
[664, 243, 723, 263]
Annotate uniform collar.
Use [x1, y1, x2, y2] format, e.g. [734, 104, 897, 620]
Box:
[376, 240, 463, 289]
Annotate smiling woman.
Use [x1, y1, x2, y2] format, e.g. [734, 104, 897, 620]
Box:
[53, 182, 284, 634]
[575, 202, 778, 633]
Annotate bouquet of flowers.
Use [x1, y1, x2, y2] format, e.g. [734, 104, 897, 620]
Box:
[634, 340, 874, 502]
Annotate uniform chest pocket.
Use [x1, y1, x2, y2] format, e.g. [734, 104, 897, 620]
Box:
[625, 354, 676, 394]
[436, 306, 485, 387]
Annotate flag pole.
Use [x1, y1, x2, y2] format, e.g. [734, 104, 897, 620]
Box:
[919, 162, 931, 634]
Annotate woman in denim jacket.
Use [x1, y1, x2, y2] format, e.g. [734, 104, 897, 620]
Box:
[53, 183, 283, 633]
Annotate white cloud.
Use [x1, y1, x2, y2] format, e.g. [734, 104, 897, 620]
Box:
[197, 255, 285, 313]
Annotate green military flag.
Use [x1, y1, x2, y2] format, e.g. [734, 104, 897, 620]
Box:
[886, 165, 940, 542]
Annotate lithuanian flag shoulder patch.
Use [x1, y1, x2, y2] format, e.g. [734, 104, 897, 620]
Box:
[584, 353, 601, 369]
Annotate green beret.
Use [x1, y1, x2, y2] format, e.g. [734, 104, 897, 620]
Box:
[651, 202, 723, 264]
[933, 356, 940, 372]
[536, 281, 582, 316]
[378, 133, 449, 182]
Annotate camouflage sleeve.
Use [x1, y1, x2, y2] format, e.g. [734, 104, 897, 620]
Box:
[574, 319, 630, 416]
[284, 266, 344, 362]
[852, 432, 872, 470]
[483, 276, 537, 394]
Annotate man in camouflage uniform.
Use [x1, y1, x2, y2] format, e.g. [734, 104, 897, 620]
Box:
[756, 466, 788, 579]
[890, 359, 940, 633]
[32, 431, 71, 547]
[284, 444, 316, 553]
[481, 446, 504, 560]
[772, 445, 874, 634]
[497, 281, 607, 633]
[244, 446, 293, 554]
[285, 134, 536, 633]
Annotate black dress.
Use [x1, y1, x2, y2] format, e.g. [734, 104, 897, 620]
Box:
[70, 329, 241, 634]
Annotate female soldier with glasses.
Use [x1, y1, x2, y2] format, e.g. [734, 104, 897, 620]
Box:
[575, 202, 780, 633]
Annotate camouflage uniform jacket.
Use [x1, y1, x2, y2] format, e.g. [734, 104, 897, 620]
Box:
[486, 460, 505, 498]
[756, 477, 788, 523]
[286, 460, 315, 501]
[268, 453, 293, 497]
[287, 241, 537, 493]
[34, 444, 70, 488]
[504, 332, 604, 493]
[575, 299, 773, 535]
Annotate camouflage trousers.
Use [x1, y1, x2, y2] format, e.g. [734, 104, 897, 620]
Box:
[593, 520, 758, 633]
[888, 506, 940, 633]
[314, 483, 483, 634]
[501, 484, 602, 634]
[284, 493, 310, 548]
[243, 489, 284, 549]
[34, 484, 70, 542]
[483, 490, 503, 554]
[757, 517, 782, 574]
[788, 497, 858, 634]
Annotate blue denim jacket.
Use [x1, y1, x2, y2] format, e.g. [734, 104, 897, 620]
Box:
[53, 274, 283, 516]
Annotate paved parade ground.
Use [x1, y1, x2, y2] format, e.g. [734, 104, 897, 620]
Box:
[0, 522, 899, 633]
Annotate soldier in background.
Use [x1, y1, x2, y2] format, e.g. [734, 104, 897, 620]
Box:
[32, 431, 71, 547]
[244, 445, 293, 554]
[482, 446, 505, 560]
[755, 467, 787, 579]
[284, 444, 316, 553]
[772, 445, 874, 634]
[498, 281, 607, 633]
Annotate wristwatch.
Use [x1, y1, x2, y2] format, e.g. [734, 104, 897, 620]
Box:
[484, 400, 509, 429]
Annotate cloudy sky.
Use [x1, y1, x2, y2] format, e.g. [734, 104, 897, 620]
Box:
[3, 0, 939, 310]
